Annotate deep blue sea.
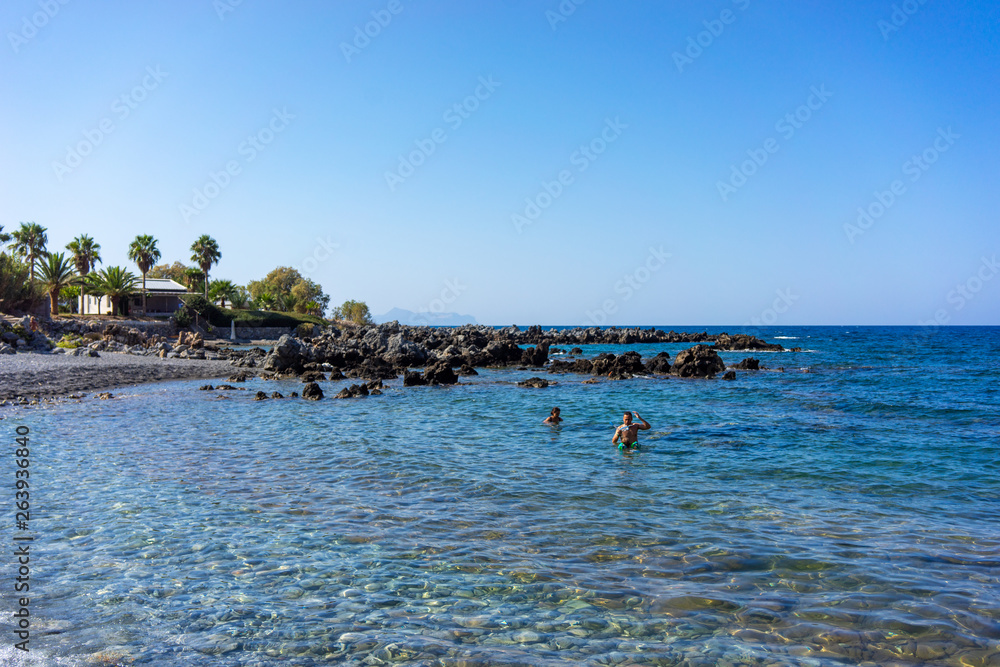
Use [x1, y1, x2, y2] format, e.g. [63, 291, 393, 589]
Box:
[1, 326, 998, 666]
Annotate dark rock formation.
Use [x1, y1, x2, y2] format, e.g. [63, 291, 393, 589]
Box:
[723, 371, 736, 381]
[403, 371, 426, 387]
[423, 361, 458, 385]
[670, 345, 726, 378]
[254, 391, 268, 401]
[713, 334, 783, 352]
[732, 358, 761, 370]
[644, 352, 672, 374]
[302, 382, 324, 400]
[335, 384, 369, 399]
[518, 377, 549, 388]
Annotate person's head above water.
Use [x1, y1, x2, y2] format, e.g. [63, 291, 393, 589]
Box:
[551, 407, 560, 416]
[623, 412, 633, 424]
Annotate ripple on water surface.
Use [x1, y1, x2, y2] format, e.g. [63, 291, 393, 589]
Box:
[2, 326, 999, 666]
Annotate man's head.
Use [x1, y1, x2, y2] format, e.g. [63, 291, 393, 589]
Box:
[623, 412, 632, 424]
[551, 407, 560, 416]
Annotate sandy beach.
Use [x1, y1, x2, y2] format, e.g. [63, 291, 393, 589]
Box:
[0, 352, 235, 401]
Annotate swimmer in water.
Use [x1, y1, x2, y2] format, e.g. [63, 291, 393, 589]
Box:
[543, 407, 563, 425]
[612, 411, 649, 449]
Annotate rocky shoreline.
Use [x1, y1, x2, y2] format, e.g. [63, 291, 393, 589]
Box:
[0, 318, 792, 402]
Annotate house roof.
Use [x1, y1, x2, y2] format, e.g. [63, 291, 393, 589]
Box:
[143, 278, 189, 293]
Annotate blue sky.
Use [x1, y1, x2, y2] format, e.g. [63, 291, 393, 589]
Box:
[2, 0, 998, 325]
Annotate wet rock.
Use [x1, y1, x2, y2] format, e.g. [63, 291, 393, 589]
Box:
[458, 363, 478, 376]
[253, 391, 268, 401]
[290, 391, 299, 398]
[302, 382, 324, 400]
[423, 361, 458, 385]
[520, 343, 549, 367]
[216, 384, 238, 391]
[518, 377, 549, 388]
[199, 385, 213, 391]
[96, 392, 114, 400]
[713, 333, 783, 352]
[644, 352, 672, 374]
[569, 347, 583, 355]
[670, 345, 726, 378]
[723, 371, 736, 381]
[300, 370, 326, 382]
[732, 358, 761, 370]
[403, 371, 426, 387]
[228, 371, 254, 382]
[270, 392, 284, 399]
[335, 384, 369, 399]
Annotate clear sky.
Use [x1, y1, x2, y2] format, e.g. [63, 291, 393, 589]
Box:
[2, 0, 998, 325]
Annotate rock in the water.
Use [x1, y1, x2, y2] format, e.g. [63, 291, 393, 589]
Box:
[253, 391, 268, 400]
[335, 383, 369, 399]
[733, 358, 760, 370]
[423, 361, 458, 385]
[723, 370, 736, 381]
[520, 343, 549, 367]
[569, 347, 583, 355]
[199, 384, 213, 391]
[670, 345, 726, 378]
[96, 392, 114, 400]
[458, 363, 478, 376]
[518, 377, 549, 388]
[403, 371, 426, 387]
[300, 370, 326, 382]
[271, 392, 284, 399]
[713, 333, 783, 352]
[644, 352, 672, 374]
[302, 382, 324, 400]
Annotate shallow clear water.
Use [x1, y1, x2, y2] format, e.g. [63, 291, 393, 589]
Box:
[1, 326, 999, 666]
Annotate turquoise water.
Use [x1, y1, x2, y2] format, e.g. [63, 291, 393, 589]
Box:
[2, 326, 999, 666]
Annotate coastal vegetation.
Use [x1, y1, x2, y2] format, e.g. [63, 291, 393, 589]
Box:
[0, 225, 374, 325]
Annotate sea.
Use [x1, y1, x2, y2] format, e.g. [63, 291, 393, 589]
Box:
[1, 326, 998, 666]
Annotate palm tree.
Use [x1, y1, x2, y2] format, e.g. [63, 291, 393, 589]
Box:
[86, 266, 137, 317]
[0, 225, 11, 248]
[127, 235, 161, 316]
[256, 292, 275, 310]
[37, 252, 78, 318]
[190, 235, 221, 299]
[208, 279, 238, 309]
[66, 234, 102, 315]
[230, 286, 250, 310]
[11, 222, 48, 284]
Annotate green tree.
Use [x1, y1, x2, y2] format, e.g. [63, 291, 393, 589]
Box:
[59, 285, 80, 314]
[290, 278, 331, 315]
[38, 252, 78, 318]
[66, 234, 102, 315]
[148, 261, 188, 283]
[0, 255, 44, 313]
[0, 225, 12, 248]
[11, 222, 48, 284]
[127, 235, 161, 315]
[230, 285, 250, 309]
[86, 266, 137, 317]
[208, 279, 238, 308]
[333, 299, 373, 325]
[184, 268, 205, 294]
[190, 235, 221, 298]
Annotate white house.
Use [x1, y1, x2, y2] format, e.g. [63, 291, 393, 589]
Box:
[82, 278, 189, 316]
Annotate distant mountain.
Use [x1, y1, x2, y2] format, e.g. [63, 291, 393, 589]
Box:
[374, 307, 478, 327]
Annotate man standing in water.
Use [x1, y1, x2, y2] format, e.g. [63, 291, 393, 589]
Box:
[612, 411, 650, 449]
